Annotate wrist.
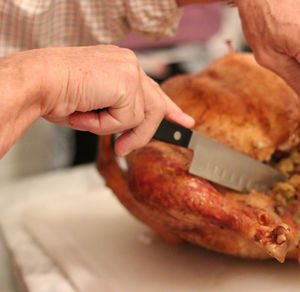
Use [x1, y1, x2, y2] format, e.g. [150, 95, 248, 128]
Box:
[0, 50, 44, 157]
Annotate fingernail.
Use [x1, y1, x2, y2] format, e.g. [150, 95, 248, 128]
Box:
[183, 114, 195, 126]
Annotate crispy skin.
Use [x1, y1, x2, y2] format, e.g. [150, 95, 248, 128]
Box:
[162, 53, 300, 161]
[97, 53, 300, 262]
[126, 142, 299, 262]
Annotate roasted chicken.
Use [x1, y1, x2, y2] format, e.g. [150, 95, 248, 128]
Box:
[97, 53, 300, 263]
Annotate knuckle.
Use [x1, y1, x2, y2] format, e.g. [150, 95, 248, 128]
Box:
[117, 50, 143, 86]
[152, 98, 166, 114]
[135, 110, 145, 124]
[121, 48, 138, 61]
[127, 63, 140, 78]
[130, 109, 144, 127]
[120, 49, 141, 75]
[119, 61, 140, 83]
[120, 48, 140, 67]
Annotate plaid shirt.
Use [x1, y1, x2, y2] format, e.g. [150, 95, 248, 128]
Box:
[0, 0, 180, 57]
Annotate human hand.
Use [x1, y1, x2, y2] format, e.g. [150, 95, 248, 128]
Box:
[235, 0, 300, 96]
[39, 45, 194, 156]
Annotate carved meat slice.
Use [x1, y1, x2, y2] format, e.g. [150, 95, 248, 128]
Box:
[97, 53, 300, 262]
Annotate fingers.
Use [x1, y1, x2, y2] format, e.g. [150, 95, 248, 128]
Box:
[68, 102, 145, 135]
[114, 77, 194, 156]
[145, 77, 195, 128]
[115, 108, 194, 157]
[114, 76, 166, 156]
[114, 113, 160, 157]
[69, 105, 160, 156]
[68, 58, 194, 156]
[69, 111, 103, 132]
[70, 76, 195, 156]
[161, 90, 195, 128]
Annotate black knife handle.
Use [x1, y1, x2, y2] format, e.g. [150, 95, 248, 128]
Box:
[153, 119, 192, 148]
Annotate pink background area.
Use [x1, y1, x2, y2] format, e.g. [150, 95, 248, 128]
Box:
[118, 4, 224, 50]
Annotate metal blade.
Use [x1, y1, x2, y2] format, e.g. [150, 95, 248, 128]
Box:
[188, 131, 285, 193]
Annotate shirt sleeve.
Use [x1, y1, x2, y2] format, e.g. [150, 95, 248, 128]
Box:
[0, 0, 182, 55]
[123, 0, 181, 39]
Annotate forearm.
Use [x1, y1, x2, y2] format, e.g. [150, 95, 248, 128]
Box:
[0, 51, 43, 158]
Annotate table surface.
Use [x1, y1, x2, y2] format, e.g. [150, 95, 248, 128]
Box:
[1, 164, 300, 292]
[0, 236, 15, 292]
[0, 164, 102, 292]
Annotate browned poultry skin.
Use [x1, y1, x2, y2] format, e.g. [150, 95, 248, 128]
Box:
[97, 53, 300, 262]
[127, 142, 299, 262]
[162, 53, 300, 161]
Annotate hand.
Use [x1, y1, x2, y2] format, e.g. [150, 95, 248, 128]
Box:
[235, 0, 300, 96]
[36, 45, 194, 156]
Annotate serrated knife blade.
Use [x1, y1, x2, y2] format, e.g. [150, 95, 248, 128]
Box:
[153, 119, 285, 193]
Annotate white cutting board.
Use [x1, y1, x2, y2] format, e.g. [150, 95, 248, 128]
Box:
[21, 188, 300, 292]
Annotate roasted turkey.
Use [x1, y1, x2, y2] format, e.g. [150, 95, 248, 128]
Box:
[97, 53, 300, 263]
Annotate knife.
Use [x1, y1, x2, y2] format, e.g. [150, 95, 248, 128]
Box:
[153, 119, 285, 193]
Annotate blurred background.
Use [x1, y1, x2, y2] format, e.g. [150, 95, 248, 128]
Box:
[0, 3, 246, 183]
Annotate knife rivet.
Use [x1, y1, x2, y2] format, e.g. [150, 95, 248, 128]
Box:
[173, 131, 182, 141]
